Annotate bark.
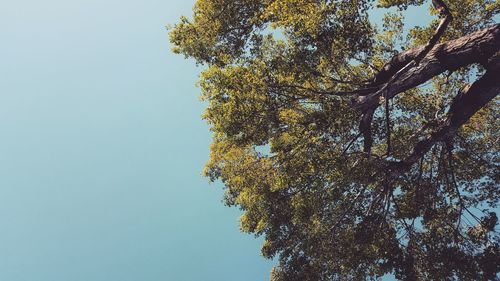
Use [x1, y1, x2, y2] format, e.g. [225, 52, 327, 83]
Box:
[360, 108, 375, 153]
[355, 24, 500, 111]
[372, 45, 424, 86]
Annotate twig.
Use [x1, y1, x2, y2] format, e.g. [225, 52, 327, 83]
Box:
[341, 132, 362, 156]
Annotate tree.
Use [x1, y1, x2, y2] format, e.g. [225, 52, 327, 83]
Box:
[170, 0, 499, 279]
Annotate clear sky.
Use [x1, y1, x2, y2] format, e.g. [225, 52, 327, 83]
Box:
[0, 1, 439, 280]
[0, 0, 273, 280]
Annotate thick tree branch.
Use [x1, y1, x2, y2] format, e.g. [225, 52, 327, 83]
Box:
[372, 45, 424, 86]
[378, 0, 453, 87]
[390, 52, 500, 175]
[357, 23, 499, 153]
[355, 24, 500, 112]
[372, 1, 451, 87]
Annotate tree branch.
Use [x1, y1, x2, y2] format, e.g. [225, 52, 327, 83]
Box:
[390, 51, 500, 175]
[355, 24, 500, 112]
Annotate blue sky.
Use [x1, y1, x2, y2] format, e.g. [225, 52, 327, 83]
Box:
[0, 1, 441, 280]
[0, 0, 273, 280]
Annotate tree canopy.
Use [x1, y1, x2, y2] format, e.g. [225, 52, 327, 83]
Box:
[170, 0, 499, 280]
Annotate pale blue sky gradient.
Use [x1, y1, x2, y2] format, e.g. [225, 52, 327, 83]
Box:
[0, 1, 273, 280]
